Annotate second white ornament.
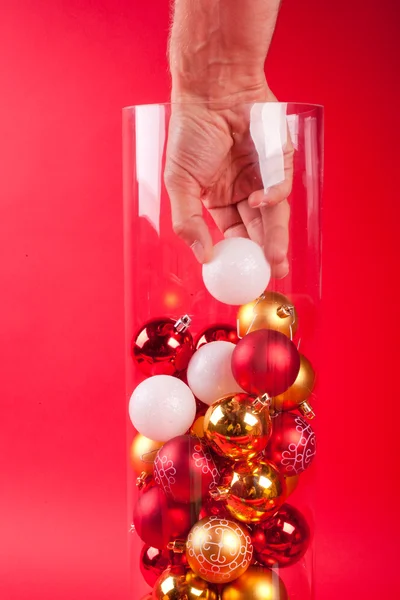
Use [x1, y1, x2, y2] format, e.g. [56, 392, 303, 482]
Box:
[187, 341, 244, 406]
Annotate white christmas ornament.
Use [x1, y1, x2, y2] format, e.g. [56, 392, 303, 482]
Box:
[129, 375, 196, 442]
[202, 238, 271, 305]
[187, 341, 244, 406]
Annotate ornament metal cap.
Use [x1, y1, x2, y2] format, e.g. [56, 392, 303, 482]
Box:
[209, 486, 230, 501]
[167, 539, 187, 554]
[299, 400, 316, 419]
[277, 303, 295, 319]
[252, 393, 271, 414]
[136, 471, 152, 490]
[174, 314, 191, 333]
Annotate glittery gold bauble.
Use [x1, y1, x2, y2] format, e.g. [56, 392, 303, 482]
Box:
[221, 566, 289, 600]
[214, 460, 286, 524]
[285, 474, 300, 498]
[272, 354, 315, 412]
[129, 434, 164, 476]
[237, 291, 298, 339]
[190, 416, 205, 438]
[153, 567, 218, 600]
[203, 393, 272, 461]
[186, 516, 253, 584]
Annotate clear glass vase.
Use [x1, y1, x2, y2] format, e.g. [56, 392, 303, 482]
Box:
[123, 102, 323, 600]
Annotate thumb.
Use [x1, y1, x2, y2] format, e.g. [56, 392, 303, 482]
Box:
[164, 166, 213, 264]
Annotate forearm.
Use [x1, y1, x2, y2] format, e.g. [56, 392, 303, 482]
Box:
[169, 0, 281, 99]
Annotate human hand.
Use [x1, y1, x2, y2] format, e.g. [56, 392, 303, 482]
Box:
[164, 85, 294, 278]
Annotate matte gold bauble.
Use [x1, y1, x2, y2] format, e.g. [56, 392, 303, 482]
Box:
[221, 566, 289, 600]
[272, 354, 315, 412]
[129, 434, 164, 476]
[285, 474, 300, 498]
[237, 291, 298, 339]
[190, 416, 205, 438]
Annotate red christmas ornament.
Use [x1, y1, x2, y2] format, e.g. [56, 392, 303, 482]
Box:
[199, 496, 232, 521]
[154, 435, 220, 504]
[232, 329, 300, 397]
[132, 315, 194, 376]
[251, 504, 311, 568]
[139, 545, 188, 587]
[264, 412, 316, 476]
[140, 545, 171, 587]
[133, 486, 199, 548]
[195, 324, 239, 350]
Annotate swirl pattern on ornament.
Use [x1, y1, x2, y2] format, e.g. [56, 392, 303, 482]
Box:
[187, 517, 253, 581]
[192, 441, 219, 491]
[154, 454, 176, 497]
[281, 416, 316, 475]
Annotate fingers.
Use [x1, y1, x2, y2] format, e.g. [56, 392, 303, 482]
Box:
[208, 205, 248, 239]
[248, 136, 294, 209]
[164, 164, 213, 264]
[237, 201, 264, 246]
[261, 199, 290, 279]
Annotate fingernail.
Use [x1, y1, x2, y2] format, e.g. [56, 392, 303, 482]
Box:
[191, 240, 205, 264]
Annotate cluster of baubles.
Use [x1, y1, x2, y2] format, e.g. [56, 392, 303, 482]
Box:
[129, 239, 317, 599]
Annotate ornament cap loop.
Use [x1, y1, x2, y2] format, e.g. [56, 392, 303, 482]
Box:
[136, 471, 151, 490]
[174, 314, 191, 333]
[167, 539, 187, 554]
[253, 393, 271, 413]
[209, 485, 230, 501]
[299, 400, 316, 419]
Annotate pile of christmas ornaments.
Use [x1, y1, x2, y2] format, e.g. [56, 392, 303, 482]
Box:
[129, 239, 317, 599]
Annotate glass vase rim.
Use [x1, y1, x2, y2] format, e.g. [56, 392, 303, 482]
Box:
[123, 100, 323, 112]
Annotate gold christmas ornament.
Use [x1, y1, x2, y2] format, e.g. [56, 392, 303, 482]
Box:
[221, 566, 289, 600]
[129, 434, 164, 476]
[153, 567, 218, 600]
[212, 460, 286, 524]
[186, 516, 253, 584]
[285, 474, 300, 498]
[237, 291, 298, 339]
[272, 354, 316, 414]
[190, 416, 205, 438]
[203, 392, 272, 461]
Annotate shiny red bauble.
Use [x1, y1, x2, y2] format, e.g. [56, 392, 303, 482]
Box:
[195, 324, 239, 350]
[132, 316, 194, 376]
[139, 545, 188, 587]
[251, 504, 311, 568]
[232, 329, 300, 397]
[140, 546, 171, 587]
[154, 435, 220, 503]
[133, 486, 199, 548]
[264, 412, 316, 476]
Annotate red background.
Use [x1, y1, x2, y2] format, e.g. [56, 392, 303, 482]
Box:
[0, 1, 398, 598]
